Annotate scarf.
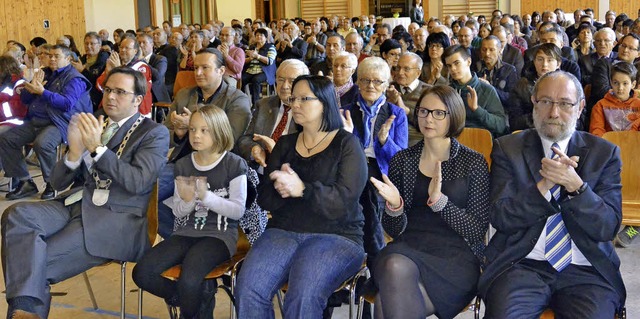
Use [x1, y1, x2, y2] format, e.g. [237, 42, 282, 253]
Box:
[357, 93, 386, 148]
[335, 78, 354, 97]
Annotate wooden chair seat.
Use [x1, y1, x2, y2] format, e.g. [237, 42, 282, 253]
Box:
[457, 127, 493, 167]
[602, 131, 640, 227]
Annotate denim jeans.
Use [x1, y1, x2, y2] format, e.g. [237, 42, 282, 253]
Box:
[235, 228, 365, 319]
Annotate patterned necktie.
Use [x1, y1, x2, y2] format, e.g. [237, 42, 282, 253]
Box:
[270, 105, 291, 143]
[404, 87, 412, 95]
[101, 122, 119, 146]
[545, 142, 572, 271]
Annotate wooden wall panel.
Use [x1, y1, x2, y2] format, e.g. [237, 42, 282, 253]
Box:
[520, 0, 598, 19]
[609, 0, 637, 18]
[0, 0, 86, 55]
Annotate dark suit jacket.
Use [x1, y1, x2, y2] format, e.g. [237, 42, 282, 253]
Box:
[50, 114, 170, 262]
[501, 44, 524, 76]
[236, 95, 298, 164]
[276, 38, 308, 66]
[148, 54, 171, 102]
[157, 45, 179, 88]
[578, 52, 617, 86]
[524, 45, 576, 65]
[478, 129, 625, 304]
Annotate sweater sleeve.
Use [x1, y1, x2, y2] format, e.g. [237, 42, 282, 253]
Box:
[589, 100, 607, 137]
[381, 152, 408, 238]
[200, 175, 247, 220]
[475, 86, 508, 135]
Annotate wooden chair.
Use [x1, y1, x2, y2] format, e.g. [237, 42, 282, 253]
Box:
[82, 182, 159, 319]
[152, 102, 172, 123]
[161, 229, 251, 319]
[173, 71, 197, 96]
[277, 263, 370, 319]
[457, 128, 493, 167]
[602, 131, 640, 227]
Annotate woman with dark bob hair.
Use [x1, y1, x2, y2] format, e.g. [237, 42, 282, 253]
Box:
[380, 39, 403, 68]
[370, 85, 489, 319]
[235, 75, 368, 318]
[420, 32, 451, 85]
[242, 27, 277, 106]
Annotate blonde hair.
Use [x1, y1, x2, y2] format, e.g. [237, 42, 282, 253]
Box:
[192, 105, 234, 153]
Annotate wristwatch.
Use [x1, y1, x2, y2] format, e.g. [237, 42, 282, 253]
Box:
[91, 145, 106, 158]
[567, 182, 587, 196]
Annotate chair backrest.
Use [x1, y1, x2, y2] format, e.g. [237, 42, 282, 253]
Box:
[602, 131, 640, 202]
[457, 127, 493, 168]
[173, 71, 197, 96]
[147, 182, 159, 245]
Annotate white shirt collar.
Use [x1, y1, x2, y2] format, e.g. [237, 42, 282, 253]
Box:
[108, 113, 138, 129]
[539, 133, 572, 159]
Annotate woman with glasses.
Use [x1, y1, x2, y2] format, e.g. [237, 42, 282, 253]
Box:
[370, 85, 489, 319]
[332, 52, 359, 106]
[235, 75, 368, 318]
[342, 57, 408, 273]
[420, 32, 450, 85]
[509, 44, 562, 130]
[380, 39, 402, 69]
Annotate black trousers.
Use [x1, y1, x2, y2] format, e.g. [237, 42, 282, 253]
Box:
[484, 259, 622, 319]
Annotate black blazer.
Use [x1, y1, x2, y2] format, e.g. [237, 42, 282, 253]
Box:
[478, 129, 626, 304]
[148, 54, 171, 102]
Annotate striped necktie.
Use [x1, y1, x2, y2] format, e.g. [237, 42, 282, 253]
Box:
[101, 122, 119, 146]
[544, 142, 572, 271]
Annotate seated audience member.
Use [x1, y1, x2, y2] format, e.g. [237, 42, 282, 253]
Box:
[96, 36, 153, 117]
[524, 23, 582, 83]
[578, 28, 617, 86]
[363, 23, 392, 57]
[388, 52, 431, 146]
[310, 34, 345, 76]
[491, 26, 524, 76]
[589, 34, 640, 114]
[338, 17, 357, 39]
[138, 34, 171, 104]
[479, 71, 626, 319]
[475, 35, 519, 107]
[380, 39, 402, 69]
[332, 52, 359, 107]
[412, 27, 428, 57]
[345, 32, 369, 65]
[0, 45, 92, 201]
[0, 56, 28, 175]
[235, 75, 368, 318]
[590, 62, 640, 137]
[275, 22, 308, 66]
[1, 67, 169, 319]
[133, 105, 247, 319]
[237, 59, 309, 168]
[179, 31, 204, 71]
[370, 85, 488, 319]
[457, 27, 474, 50]
[342, 57, 409, 271]
[566, 9, 585, 42]
[155, 28, 180, 98]
[444, 44, 508, 136]
[420, 32, 450, 85]
[500, 16, 528, 53]
[304, 19, 328, 66]
[509, 44, 563, 131]
[218, 26, 245, 89]
[392, 31, 414, 53]
[72, 32, 109, 111]
[161, 48, 251, 239]
[113, 29, 125, 52]
[242, 28, 276, 106]
[573, 23, 595, 61]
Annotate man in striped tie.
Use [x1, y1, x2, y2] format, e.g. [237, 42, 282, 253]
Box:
[478, 70, 626, 318]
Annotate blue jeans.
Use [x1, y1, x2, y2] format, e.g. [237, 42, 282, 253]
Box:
[235, 228, 365, 319]
[157, 163, 175, 239]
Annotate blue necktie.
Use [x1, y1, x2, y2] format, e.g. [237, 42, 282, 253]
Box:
[544, 143, 572, 271]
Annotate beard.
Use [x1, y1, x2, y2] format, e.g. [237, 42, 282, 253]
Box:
[533, 107, 578, 142]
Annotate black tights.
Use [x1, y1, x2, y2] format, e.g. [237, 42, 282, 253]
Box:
[132, 235, 230, 318]
[373, 253, 435, 319]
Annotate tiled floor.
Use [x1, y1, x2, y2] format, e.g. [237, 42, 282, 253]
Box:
[0, 171, 637, 319]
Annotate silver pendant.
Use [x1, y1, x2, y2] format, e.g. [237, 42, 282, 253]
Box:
[92, 188, 110, 206]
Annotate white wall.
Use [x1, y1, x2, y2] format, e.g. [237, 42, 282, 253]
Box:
[84, 0, 136, 41]
[216, 0, 255, 24]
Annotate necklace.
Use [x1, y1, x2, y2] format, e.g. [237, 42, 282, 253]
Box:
[302, 131, 331, 153]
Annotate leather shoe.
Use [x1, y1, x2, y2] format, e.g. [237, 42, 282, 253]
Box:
[10, 310, 41, 319]
[40, 183, 55, 200]
[6, 179, 38, 200]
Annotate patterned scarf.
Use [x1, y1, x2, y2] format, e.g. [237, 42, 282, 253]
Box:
[357, 93, 386, 148]
[335, 78, 354, 97]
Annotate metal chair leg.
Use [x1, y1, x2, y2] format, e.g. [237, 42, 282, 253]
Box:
[82, 272, 99, 310]
[137, 288, 143, 319]
[276, 289, 285, 316]
[120, 262, 127, 319]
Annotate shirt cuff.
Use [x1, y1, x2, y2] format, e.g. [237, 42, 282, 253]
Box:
[64, 153, 83, 169]
[91, 145, 109, 163]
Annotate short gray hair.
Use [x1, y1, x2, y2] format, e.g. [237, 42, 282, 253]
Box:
[594, 27, 616, 41]
[358, 57, 391, 82]
[277, 59, 310, 76]
[533, 70, 584, 103]
[333, 52, 358, 68]
[400, 52, 423, 69]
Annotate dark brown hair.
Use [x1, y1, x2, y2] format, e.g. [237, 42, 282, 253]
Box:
[414, 85, 466, 138]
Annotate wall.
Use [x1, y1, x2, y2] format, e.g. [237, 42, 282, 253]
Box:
[215, 0, 254, 24]
[84, 0, 136, 41]
[0, 0, 86, 51]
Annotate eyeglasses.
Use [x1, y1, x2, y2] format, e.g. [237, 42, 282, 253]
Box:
[358, 78, 386, 87]
[104, 86, 136, 97]
[619, 43, 639, 52]
[534, 99, 578, 110]
[416, 108, 449, 120]
[393, 66, 420, 73]
[428, 43, 443, 49]
[334, 64, 354, 70]
[286, 96, 319, 104]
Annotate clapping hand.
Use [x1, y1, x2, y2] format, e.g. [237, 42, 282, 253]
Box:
[428, 161, 443, 201]
[340, 109, 354, 133]
[251, 145, 267, 167]
[76, 112, 105, 153]
[66, 114, 86, 161]
[377, 115, 396, 145]
[176, 176, 196, 202]
[171, 107, 192, 138]
[106, 51, 121, 72]
[269, 163, 305, 198]
[253, 134, 276, 153]
[466, 85, 479, 111]
[539, 147, 582, 192]
[370, 174, 401, 208]
[23, 69, 46, 95]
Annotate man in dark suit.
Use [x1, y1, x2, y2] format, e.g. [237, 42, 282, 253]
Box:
[138, 34, 171, 103]
[492, 26, 524, 75]
[156, 29, 180, 99]
[237, 59, 309, 168]
[479, 71, 625, 318]
[275, 21, 308, 66]
[1, 67, 169, 319]
[577, 27, 617, 86]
